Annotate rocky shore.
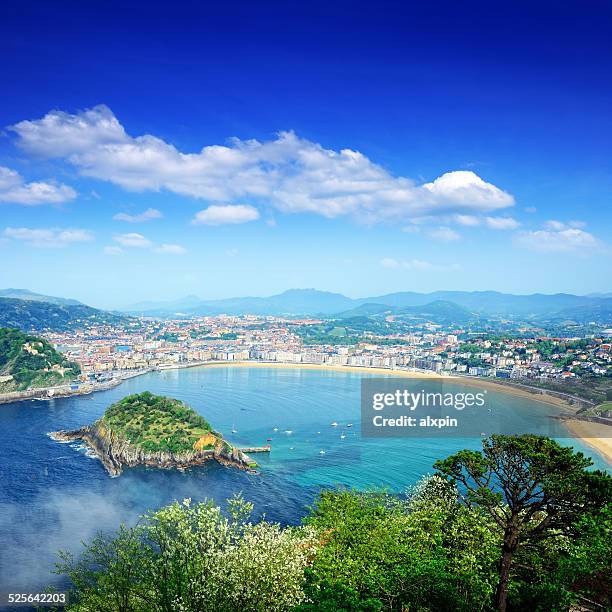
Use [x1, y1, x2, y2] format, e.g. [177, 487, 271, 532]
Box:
[50, 419, 255, 476]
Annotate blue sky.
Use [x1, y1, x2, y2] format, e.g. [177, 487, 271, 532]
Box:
[1, 0, 611, 308]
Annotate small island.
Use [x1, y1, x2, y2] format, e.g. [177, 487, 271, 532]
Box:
[50, 391, 257, 476]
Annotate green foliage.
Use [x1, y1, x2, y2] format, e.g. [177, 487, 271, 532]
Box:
[303, 478, 500, 611]
[0, 297, 127, 332]
[0, 327, 80, 391]
[435, 434, 612, 611]
[53, 438, 612, 612]
[102, 392, 216, 454]
[57, 495, 318, 612]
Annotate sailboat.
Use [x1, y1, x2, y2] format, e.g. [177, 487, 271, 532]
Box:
[231, 423, 237, 434]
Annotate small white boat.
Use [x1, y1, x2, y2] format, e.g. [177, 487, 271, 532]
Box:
[340, 434, 346, 439]
[319, 450, 326, 455]
[331, 422, 338, 427]
[232, 423, 237, 434]
[283, 430, 293, 435]
[289, 447, 294, 450]
[346, 423, 353, 428]
[273, 427, 279, 432]
[317, 431, 321, 434]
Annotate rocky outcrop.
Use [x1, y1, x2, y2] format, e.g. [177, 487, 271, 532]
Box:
[50, 419, 255, 476]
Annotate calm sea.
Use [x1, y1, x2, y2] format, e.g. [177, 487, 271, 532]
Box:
[0, 366, 608, 594]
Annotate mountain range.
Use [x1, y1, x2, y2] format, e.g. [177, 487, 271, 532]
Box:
[0, 288, 610, 331]
[122, 288, 612, 323]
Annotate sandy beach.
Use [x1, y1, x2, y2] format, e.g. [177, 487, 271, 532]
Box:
[562, 420, 612, 465]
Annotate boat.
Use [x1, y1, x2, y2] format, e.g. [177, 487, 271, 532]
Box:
[231, 423, 237, 434]
[283, 430, 293, 435]
[267, 438, 272, 442]
[346, 423, 353, 428]
[273, 427, 279, 432]
[319, 450, 326, 455]
[340, 433, 346, 439]
[331, 422, 338, 427]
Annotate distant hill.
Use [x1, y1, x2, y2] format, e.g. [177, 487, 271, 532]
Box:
[337, 300, 477, 325]
[0, 327, 80, 392]
[132, 289, 357, 317]
[0, 297, 129, 332]
[0, 288, 83, 306]
[120, 288, 612, 320]
[365, 290, 611, 318]
[398, 300, 477, 324]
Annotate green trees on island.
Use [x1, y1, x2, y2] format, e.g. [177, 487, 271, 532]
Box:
[55, 435, 611, 612]
[101, 392, 218, 454]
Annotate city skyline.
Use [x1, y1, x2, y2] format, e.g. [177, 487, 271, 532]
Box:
[1, 1, 611, 307]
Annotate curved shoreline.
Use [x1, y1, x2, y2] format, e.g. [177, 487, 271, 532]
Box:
[174, 361, 611, 465]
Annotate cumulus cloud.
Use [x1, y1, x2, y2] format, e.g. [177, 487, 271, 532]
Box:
[428, 226, 460, 242]
[0, 166, 76, 205]
[9, 105, 515, 223]
[485, 216, 520, 230]
[453, 214, 481, 227]
[111, 232, 186, 254]
[154, 243, 187, 254]
[113, 232, 153, 248]
[113, 207, 163, 223]
[103, 246, 124, 255]
[192, 204, 260, 226]
[516, 227, 601, 252]
[3, 227, 94, 248]
[380, 257, 460, 271]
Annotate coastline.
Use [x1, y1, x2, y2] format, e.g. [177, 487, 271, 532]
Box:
[7, 359, 609, 465]
[562, 419, 612, 465]
[194, 361, 581, 413]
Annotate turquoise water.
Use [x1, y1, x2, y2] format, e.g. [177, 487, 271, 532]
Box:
[0, 366, 608, 594]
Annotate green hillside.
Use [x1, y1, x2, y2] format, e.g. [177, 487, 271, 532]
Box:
[0, 327, 81, 392]
[0, 297, 128, 332]
[100, 392, 221, 454]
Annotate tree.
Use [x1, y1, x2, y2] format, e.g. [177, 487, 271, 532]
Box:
[303, 478, 500, 611]
[56, 495, 318, 612]
[434, 434, 612, 612]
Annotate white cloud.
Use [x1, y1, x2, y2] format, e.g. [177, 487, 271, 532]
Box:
[113, 232, 152, 248]
[0, 166, 76, 205]
[3, 226, 94, 248]
[524, 206, 537, 213]
[453, 214, 481, 227]
[485, 216, 520, 230]
[154, 243, 186, 255]
[113, 207, 163, 223]
[428, 226, 460, 242]
[381, 257, 401, 269]
[10, 105, 515, 223]
[104, 246, 124, 255]
[543, 219, 567, 231]
[380, 257, 460, 271]
[192, 204, 260, 226]
[516, 227, 601, 252]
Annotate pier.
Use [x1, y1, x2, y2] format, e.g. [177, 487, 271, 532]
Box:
[240, 445, 271, 453]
